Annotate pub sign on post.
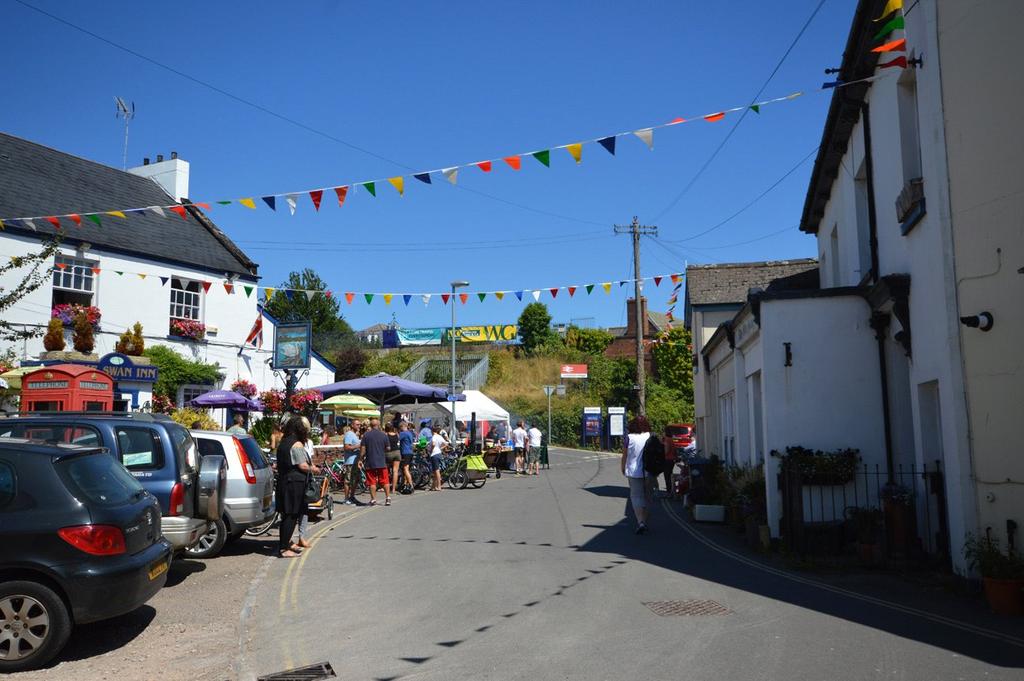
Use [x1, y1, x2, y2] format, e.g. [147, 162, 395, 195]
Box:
[273, 321, 312, 370]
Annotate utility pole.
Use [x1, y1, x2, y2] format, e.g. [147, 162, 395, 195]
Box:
[614, 216, 658, 415]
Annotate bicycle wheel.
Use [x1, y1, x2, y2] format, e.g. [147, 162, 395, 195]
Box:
[325, 495, 334, 519]
[448, 468, 467, 489]
[245, 513, 278, 536]
[470, 477, 485, 489]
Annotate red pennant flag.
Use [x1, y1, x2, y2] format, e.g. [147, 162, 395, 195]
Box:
[195, 202, 210, 210]
[872, 38, 906, 53]
[68, 213, 82, 226]
[671, 274, 681, 285]
[704, 112, 726, 122]
[878, 56, 908, 69]
[55, 263, 67, 270]
[45, 216, 60, 228]
[169, 205, 188, 219]
[201, 281, 212, 293]
[91, 267, 101, 275]
[549, 288, 559, 299]
[503, 156, 521, 170]
[475, 161, 492, 173]
[224, 282, 234, 294]
[344, 292, 354, 304]
[567, 286, 577, 297]
[334, 186, 348, 207]
[309, 190, 324, 211]
[441, 293, 451, 305]
[459, 293, 468, 304]
[668, 117, 686, 125]
[654, 276, 662, 287]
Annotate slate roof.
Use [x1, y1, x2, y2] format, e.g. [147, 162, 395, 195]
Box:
[0, 133, 257, 279]
[685, 259, 819, 307]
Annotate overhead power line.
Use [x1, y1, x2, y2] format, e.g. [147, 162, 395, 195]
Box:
[654, 0, 828, 221]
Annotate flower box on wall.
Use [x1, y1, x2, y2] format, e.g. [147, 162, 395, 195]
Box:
[169, 319, 207, 341]
[52, 304, 101, 329]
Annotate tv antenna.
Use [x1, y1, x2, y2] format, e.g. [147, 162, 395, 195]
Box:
[114, 96, 135, 170]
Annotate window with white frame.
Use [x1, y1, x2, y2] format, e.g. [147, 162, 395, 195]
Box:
[719, 391, 735, 464]
[169, 278, 202, 321]
[178, 384, 213, 407]
[51, 255, 97, 307]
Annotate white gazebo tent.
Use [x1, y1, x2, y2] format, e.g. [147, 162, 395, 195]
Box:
[414, 390, 510, 443]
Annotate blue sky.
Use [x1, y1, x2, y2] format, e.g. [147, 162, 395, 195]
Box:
[5, 0, 853, 331]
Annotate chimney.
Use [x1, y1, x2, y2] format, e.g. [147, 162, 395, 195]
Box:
[625, 297, 649, 339]
[127, 153, 190, 202]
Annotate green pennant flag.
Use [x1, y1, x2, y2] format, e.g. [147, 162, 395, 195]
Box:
[216, 200, 232, 205]
[532, 150, 551, 167]
[750, 104, 760, 114]
[114, 271, 124, 276]
[364, 293, 374, 304]
[477, 292, 486, 302]
[362, 182, 376, 197]
[86, 214, 102, 227]
[243, 285, 253, 298]
[585, 284, 594, 295]
[874, 15, 904, 41]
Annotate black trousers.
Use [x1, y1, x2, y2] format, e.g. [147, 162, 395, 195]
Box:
[278, 476, 306, 553]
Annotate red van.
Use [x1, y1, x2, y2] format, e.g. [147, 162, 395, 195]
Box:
[664, 424, 694, 457]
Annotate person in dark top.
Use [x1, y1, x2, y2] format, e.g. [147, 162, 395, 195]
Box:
[360, 418, 392, 506]
[384, 423, 401, 496]
[276, 415, 319, 558]
[398, 421, 415, 493]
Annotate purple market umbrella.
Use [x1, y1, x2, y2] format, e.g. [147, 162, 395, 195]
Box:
[310, 373, 463, 409]
[186, 389, 263, 412]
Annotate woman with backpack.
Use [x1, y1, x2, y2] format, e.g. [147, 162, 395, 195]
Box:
[621, 415, 660, 535]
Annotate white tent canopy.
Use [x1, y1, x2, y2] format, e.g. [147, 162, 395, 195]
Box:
[435, 390, 509, 423]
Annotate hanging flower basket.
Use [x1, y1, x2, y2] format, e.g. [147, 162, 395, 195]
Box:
[230, 379, 258, 398]
[169, 318, 206, 341]
[52, 304, 101, 328]
[258, 389, 286, 415]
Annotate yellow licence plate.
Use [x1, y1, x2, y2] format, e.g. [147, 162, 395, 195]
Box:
[148, 559, 169, 581]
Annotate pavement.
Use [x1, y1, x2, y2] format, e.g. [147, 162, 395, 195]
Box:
[238, 447, 1024, 681]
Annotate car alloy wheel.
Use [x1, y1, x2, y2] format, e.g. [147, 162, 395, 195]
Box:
[0, 594, 49, 662]
[185, 518, 227, 559]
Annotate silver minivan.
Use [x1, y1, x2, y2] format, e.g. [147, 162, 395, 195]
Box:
[186, 431, 275, 558]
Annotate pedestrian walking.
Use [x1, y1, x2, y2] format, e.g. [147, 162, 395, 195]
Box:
[512, 421, 528, 475]
[527, 423, 543, 476]
[429, 425, 447, 491]
[385, 423, 401, 496]
[360, 418, 391, 506]
[227, 413, 247, 437]
[342, 423, 362, 505]
[621, 415, 656, 535]
[275, 416, 319, 558]
[398, 421, 415, 493]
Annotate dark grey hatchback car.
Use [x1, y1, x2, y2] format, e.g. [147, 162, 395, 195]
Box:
[0, 439, 172, 672]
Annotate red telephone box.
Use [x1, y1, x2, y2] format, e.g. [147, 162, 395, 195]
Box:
[20, 364, 114, 413]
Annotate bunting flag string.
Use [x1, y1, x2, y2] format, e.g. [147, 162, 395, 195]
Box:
[0, 73, 899, 228]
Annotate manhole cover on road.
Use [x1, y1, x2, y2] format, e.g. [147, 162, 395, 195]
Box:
[258, 661, 336, 681]
[644, 600, 732, 616]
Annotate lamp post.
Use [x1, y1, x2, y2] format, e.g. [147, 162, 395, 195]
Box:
[450, 280, 470, 400]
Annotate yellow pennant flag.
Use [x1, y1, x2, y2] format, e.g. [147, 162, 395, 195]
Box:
[494, 291, 505, 301]
[874, 0, 902, 21]
[239, 198, 257, 209]
[383, 294, 393, 305]
[602, 282, 611, 294]
[566, 143, 582, 164]
[387, 177, 404, 196]
[137, 273, 146, 280]
[264, 287, 275, 300]
[106, 211, 127, 218]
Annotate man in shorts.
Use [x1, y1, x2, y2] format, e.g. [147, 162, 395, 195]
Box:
[512, 421, 528, 476]
[398, 421, 415, 492]
[360, 418, 392, 506]
[342, 423, 362, 505]
[527, 423, 543, 475]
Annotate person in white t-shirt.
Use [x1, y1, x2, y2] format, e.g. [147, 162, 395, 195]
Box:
[511, 421, 528, 476]
[429, 425, 448, 491]
[621, 415, 655, 535]
[527, 424, 543, 475]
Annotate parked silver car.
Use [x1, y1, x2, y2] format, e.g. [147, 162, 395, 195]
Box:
[186, 431, 275, 558]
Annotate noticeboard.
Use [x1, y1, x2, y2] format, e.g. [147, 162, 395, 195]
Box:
[273, 321, 312, 370]
[609, 414, 624, 437]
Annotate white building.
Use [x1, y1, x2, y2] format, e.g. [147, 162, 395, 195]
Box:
[0, 134, 334, 422]
[694, 0, 1024, 573]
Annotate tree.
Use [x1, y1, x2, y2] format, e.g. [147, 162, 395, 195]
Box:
[517, 302, 555, 355]
[264, 268, 355, 354]
[565, 326, 614, 356]
[651, 326, 694, 404]
[0, 236, 63, 343]
[330, 345, 368, 381]
[363, 350, 417, 377]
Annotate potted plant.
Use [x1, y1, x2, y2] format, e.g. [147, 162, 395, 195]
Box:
[230, 379, 258, 398]
[964, 534, 1024, 615]
[169, 318, 206, 341]
[43, 318, 66, 352]
[72, 311, 95, 354]
[258, 389, 286, 416]
[778, 446, 860, 485]
[881, 482, 915, 556]
[847, 507, 884, 565]
[52, 304, 101, 328]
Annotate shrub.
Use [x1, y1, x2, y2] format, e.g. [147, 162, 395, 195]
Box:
[43, 318, 65, 351]
[775, 446, 860, 483]
[72, 311, 95, 353]
[250, 416, 279, 449]
[363, 349, 417, 377]
[964, 534, 1024, 579]
[130, 322, 145, 355]
[171, 407, 219, 430]
[144, 345, 222, 400]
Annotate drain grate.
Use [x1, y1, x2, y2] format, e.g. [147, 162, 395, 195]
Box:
[644, 600, 731, 616]
[258, 661, 336, 681]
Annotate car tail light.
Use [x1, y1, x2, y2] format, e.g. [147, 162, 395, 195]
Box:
[233, 437, 257, 484]
[58, 525, 126, 556]
[169, 482, 185, 516]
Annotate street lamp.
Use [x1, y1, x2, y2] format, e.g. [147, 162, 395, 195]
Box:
[450, 280, 470, 400]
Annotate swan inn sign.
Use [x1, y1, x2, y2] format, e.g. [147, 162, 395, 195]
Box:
[96, 353, 159, 383]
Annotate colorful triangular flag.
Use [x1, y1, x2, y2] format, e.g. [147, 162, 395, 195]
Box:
[475, 161, 492, 173]
[634, 128, 654, 150]
[442, 167, 459, 185]
[364, 293, 374, 304]
[459, 293, 468, 304]
[441, 293, 451, 305]
[654, 276, 662, 287]
[345, 292, 355, 304]
[549, 288, 559, 299]
[84, 214, 100, 227]
[750, 104, 760, 114]
[403, 294, 412, 306]
[225, 282, 234, 294]
[362, 182, 376, 197]
[597, 137, 616, 155]
[874, 0, 903, 21]
[704, 112, 725, 122]
[201, 281, 212, 293]
[874, 14, 905, 41]
[239, 198, 256, 209]
[602, 282, 611, 294]
[243, 285, 253, 298]
[566, 143, 582, 164]
[106, 211, 126, 219]
[309, 190, 323, 211]
[871, 38, 906, 52]
[114, 270, 123, 276]
[531, 290, 540, 301]
[334, 186, 349, 207]
[304, 290, 316, 302]
[514, 291, 523, 301]
[383, 294, 393, 305]
[264, 287, 275, 300]
[262, 196, 276, 211]
[477, 292, 487, 302]
[68, 213, 82, 226]
[421, 294, 431, 306]
[137, 273, 146, 280]
[495, 291, 505, 301]
[285, 194, 298, 215]
[878, 56, 908, 69]
[414, 173, 432, 184]
[504, 156, 521, 170]
[45, 216, 60, 228]
[532, 150, 550, 167]
[148, 206, 165, 218]
[160, 276, 169, 286]
[567, 286, 577, 297]
[585, 284, 594, 295]
[169, 205, 188, 219]
[388, 177, 404, 196]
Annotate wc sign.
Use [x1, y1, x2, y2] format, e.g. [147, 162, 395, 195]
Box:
[560, 364, 588, 379]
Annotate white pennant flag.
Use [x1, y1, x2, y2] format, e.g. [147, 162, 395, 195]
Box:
[531, 290, 541, 301]
[633, 128, 654, 150]
[422, 294, 432, 306]
[442, 167, 459, 185]
[148, 205, 166, 218]
[23, 219, 37, 231]
[304, 290, 316, 302]
[285, 194, 298, 216]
